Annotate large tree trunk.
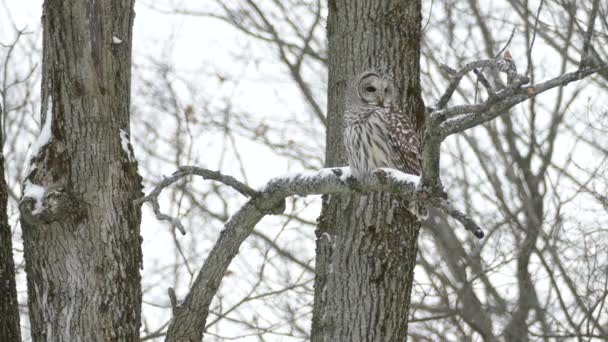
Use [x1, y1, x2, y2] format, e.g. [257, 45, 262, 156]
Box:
[311, 1, 424, 341]
[19, 1, 143, 340]
[0, 103, 21, 341]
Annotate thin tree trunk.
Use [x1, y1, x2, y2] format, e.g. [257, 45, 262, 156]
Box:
[19, 1, 143, 340]
[311, 1, 424, 340]
[0, 102, 21, 341]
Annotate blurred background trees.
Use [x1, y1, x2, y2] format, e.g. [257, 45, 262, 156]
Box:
[1, 0, 607, 340]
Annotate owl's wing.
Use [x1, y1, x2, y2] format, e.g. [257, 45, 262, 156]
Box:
[385, 106, 422, 176]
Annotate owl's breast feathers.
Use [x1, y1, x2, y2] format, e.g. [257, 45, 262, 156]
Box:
[344, 105, 422, 178]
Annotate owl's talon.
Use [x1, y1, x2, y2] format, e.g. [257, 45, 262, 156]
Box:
[331, 168, 343, 178]
[373, 169, 387, 178]
[346, 175, 357, 186]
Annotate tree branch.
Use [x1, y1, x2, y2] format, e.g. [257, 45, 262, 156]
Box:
[439, 63, 607, 136]
[136, 166, 258, 235]
[420, 55, 607, 205]
[142, 166, 481, 341]
[149, 54, 605, 341]
[580, 0, 600, 68]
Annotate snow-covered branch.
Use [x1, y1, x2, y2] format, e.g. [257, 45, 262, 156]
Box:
[144, 55, 605, 342]
[140, 165, 481, 340]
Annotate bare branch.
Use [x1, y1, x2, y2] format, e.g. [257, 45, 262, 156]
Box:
[581, 0, 600, 68]
[430, 198, 484, 238]
[424, 57, 526, 196]
[167, 287, 178, 314]
[525, 0, 545, 76]
[136, 166, 258, 235]
[439, 64, 607, 136]
[434, 57, 527, 109]
[420, 55, 605, 238]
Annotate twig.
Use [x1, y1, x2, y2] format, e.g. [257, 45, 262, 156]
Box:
[431, 198, 484, 238]
[473, 68, 494, 99]
[168, 287, 178, 314]
[421, 0, 434, 33]
[580, 0, 600, 68]
[525, 0, 545, 76]
[494, 27, 516, 58]
[136, 166, 257, 235]
[440, 64, 608, 136]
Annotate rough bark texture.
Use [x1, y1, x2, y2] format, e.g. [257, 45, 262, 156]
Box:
[311, 1, 424, 341]
[0, 102, 21, 341]
[19, 1, 143, 340]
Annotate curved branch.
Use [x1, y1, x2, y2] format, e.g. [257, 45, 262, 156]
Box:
[154, 166, 481, 341]
[136, 166, 257, 235]
[421, 59, 607, 201]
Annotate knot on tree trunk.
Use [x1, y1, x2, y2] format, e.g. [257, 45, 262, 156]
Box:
[19, 184, 85, 226]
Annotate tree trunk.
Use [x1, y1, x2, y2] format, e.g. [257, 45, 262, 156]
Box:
[19, 1, 143, 340]
[0, 103, 21, 341]
[311, 1, 424, 341]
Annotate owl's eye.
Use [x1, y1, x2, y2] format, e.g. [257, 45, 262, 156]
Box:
[365, 86, 376, 92]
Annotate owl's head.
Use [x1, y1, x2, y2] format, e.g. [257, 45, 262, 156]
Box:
[347, 71, 395, 108]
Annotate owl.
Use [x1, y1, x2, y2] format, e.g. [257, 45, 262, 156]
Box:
[343, 71, 422, 180]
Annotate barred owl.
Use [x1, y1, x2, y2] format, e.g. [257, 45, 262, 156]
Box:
[344, 71, 422, 180]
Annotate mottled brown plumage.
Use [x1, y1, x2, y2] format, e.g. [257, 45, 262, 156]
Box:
[343, 71, 426, 219]
[344, 71, 422, 179]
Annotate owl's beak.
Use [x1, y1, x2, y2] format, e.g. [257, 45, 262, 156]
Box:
[376, 95, 384, 107]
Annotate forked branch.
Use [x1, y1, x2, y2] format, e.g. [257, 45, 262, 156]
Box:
[420, 53, 607, 209]
[141, 54, 606, 342]
[139, 166, 481, 340]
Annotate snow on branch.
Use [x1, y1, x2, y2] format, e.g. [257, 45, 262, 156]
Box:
[420, 53, 607, 199]
[143, 55, 605, 342]
[434, 58, 528, 110]
[437, 64, 607, 137]
[140, 165, 481, 340]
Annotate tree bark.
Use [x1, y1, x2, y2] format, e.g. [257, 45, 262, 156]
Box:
[311, 1, 424, 341]
[19, 1, 143, 340]
[0, 102, 21, 341]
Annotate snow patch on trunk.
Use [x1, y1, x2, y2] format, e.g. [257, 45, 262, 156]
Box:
[119, 129, 135, 162]
[30, 96, 53, 158]
[23, 181, 46, 214]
